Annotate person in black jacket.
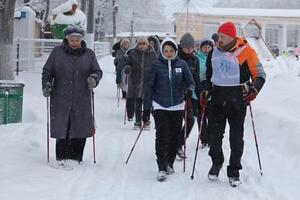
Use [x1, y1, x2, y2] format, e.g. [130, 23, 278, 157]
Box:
[144, 37, 195, 181]
[124, 37, 157, 129]
[176, 33, 201, 159]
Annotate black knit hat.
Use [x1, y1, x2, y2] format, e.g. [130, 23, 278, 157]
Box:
[180, 33, 195, 48]
[63, 25, 85, 38]
[200, 40, 214, 48]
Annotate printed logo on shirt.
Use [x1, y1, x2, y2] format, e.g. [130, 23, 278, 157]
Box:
[175, 68, 182, 73]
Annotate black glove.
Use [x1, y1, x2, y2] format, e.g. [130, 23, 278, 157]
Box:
[184, 89, 193, 100]
[143, 110, 151, 123]
[87, 74, 97, 89]
[124, 65, 131, 74]
[42, 82, 52, 97]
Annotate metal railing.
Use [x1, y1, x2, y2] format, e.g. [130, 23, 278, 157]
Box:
[13, 38, 110, 74]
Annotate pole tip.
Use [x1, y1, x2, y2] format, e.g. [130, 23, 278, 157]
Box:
[191, 176, 194, 180]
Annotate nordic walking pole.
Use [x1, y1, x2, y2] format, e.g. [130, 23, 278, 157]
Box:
[46, 97, 50, 163]
[91, 90, 96, 164]
[183, 100, 188, 173]
[249, 103, 263, 176]
[191, 105, 206, 180]
[124, 98, 127, 124]
[125, 124, 145, 164]
[117, 87, 120, 108]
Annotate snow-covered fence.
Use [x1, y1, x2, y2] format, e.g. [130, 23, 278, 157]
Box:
[94, 41, 110, 58]
[13, 38, 110, 73]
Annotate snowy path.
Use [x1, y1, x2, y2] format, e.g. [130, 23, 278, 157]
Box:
[0, 56, 299, 200]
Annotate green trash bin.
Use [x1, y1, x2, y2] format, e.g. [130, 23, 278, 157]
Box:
[0, 81, 25, 125]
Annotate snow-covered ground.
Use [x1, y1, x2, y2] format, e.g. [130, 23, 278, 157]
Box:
[0, 55, 300, 200]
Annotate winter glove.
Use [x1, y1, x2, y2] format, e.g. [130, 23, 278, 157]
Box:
[199, 90, 208, 107]
[184, 89, 193, 100]
[42, 82, 52, 97]
[124, 65, 131, 74]
[143, 110, 151, 123]
[87, 74, 97, 89]
[243, 86, 258, 103]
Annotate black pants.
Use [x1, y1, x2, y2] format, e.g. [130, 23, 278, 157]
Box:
[153, 110, 183, 171]
[56, 138, 86, 162]
[178, 99, 195, 148]
[126, 98, 143, 122]
[122, 91, 126, 98]
[56, 117, 86, 162]
[208, 104, 246, 177]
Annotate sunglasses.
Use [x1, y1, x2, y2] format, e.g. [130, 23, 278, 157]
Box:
[138, 42, 147, 45]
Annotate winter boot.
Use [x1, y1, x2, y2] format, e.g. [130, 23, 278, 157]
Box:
[128, 117, 133, 122]
[50, 160, 73, 171]
[176, 147, 186, 160]
[143, 121, 151, 130]
[157, 171, 167, 182]
[166, 165, 175, 175]
[229, 177, 241, 187]
[133, 121, 142, 130]
[201, 143, 209, 149]
[208, 164, 223, 181]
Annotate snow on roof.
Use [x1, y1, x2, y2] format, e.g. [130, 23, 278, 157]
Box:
[174, 8, 300, 18]
[14, 5, 36, 18]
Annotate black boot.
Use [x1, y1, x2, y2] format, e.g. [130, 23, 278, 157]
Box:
[208, 164, 223, 181]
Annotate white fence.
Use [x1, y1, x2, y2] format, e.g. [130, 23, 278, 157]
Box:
[13, 38, 110, 74]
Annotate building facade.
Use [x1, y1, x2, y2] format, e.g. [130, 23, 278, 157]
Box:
[174, 8, 300, 54]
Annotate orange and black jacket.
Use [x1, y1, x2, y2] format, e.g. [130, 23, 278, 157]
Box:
[202, 37, 266, 106]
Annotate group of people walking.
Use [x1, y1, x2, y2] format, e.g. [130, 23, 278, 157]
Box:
[42, 21, 266, 187]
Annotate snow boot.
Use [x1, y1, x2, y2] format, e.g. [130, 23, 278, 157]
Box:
[229, 177, 241, 187]
[50, 160, 74, 170]
[208, 164, 223, 181]
[166, 166, 175, 175]
[201, 143, 209, 149]
[157, 171, 167, 182]
[128, 117, 133, 122]
[143, 121, 151, 130]
[133, 121, 142, 130]
[176, 147, 186, 160]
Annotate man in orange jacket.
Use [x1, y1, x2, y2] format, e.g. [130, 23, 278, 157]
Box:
[200, 21, 266, 187]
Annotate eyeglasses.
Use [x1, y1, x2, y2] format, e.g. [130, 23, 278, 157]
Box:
[138, 42, 147, 45]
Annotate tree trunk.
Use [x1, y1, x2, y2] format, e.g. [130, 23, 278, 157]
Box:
[81, 0, 87, 13]
[0, 0, 16, 80]
[43, 0, 50, 26]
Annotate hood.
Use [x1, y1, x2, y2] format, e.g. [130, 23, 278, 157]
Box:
[160, 37, 178, 61]
[148, 35, 161, 54]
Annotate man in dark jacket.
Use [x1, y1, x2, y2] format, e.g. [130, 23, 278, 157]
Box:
[177, 32, 201, 159]
[42, 25, 102, 168]
[200, 22, 266, 187]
